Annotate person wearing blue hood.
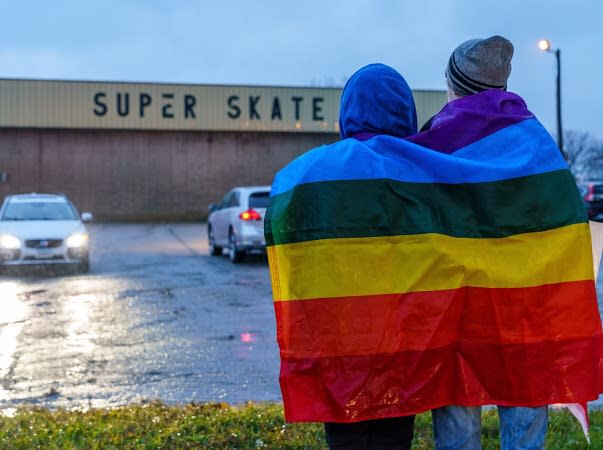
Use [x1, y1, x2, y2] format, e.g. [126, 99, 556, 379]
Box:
[265, 63, 419, 450]
[326, 68, 418, 450]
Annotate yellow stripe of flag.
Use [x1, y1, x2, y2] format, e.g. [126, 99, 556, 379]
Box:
[269, 223, 594, 302]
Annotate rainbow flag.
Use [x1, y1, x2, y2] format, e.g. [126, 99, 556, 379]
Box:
[265, 90, 603, 423]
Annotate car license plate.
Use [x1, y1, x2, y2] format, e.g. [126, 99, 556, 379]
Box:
[35, 249, 55, 259]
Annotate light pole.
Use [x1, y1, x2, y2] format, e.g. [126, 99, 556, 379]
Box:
[538, 39, 563, 155]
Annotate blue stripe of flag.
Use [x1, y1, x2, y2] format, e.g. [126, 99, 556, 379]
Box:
[270, 118, 566, 197]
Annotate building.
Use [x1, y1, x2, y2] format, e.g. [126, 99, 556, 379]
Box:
[0, 79, 446, 220]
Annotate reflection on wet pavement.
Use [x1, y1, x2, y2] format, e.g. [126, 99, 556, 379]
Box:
[0, 224, 280, 413]
[0, 282, 27, 402]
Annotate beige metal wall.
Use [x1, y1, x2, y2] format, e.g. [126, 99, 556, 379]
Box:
[0, 79, 445, 134]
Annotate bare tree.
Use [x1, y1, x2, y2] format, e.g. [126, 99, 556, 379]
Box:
[564, 130, 603, 182]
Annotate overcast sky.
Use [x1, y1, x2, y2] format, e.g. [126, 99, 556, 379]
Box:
[1, 0, 601, 140]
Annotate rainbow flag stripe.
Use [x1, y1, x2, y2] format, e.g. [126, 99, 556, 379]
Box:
[265, 91, 603, 423]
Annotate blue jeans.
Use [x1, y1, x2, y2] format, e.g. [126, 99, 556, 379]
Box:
[432, 405, 548, 450]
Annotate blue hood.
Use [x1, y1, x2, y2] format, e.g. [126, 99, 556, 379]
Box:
[338, 63, 418, 139]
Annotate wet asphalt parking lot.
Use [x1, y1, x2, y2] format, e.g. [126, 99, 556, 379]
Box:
[0, 223, 280, 414]
[1, 223, 602, 414]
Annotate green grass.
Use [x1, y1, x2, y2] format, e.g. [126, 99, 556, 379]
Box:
[0, 402, 599, 449]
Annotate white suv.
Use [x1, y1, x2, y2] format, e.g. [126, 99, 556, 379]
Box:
[207, 186, 270, 263]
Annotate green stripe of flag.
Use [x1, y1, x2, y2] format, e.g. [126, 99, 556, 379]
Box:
[265, 169, 587, 246]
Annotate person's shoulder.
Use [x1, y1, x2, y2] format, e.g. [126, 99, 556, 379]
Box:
[271, 139, 366, 195]
[273, 143, 333, 185]
[282, 143, 333, 171]
[280, 138, 364, 172]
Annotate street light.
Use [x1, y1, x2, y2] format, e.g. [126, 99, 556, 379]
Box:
[538, 39, 551, 52]
[538, 39, 563, 155]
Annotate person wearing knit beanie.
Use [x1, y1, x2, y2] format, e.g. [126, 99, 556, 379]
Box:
[425, 36, 550, 450]
[420, 35, 515, 132]
[445, 35, 514, 99]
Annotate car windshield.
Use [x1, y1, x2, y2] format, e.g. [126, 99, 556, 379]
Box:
[2, 201, 79, 221]
[249, 192, 270, 209]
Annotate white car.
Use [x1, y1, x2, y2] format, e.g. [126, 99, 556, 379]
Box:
[207, 186, 270, 263]
[0, 193, 92, 273]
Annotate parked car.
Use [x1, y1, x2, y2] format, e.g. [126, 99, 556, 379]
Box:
[207, 186, 270, 262]
[578, 181, 603, 221]
[0, 193, 93, 273]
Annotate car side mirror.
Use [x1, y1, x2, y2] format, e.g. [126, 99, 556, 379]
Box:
[208, 203, 218, 213]
[81, 212, 94, 222]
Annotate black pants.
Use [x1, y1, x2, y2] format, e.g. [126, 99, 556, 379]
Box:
[324, 416, 415, 450]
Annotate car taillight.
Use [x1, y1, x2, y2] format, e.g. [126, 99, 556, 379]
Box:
[239, 209, 262, 221]
[585, 184, 595, 202]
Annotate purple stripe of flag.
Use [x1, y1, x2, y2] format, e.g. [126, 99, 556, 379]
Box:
[407, 90, 535, 154]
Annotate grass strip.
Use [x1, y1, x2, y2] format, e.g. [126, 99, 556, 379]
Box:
[0, 401, 599, 449]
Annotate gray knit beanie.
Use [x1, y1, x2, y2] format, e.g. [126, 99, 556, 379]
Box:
[446, 35, 514, 96]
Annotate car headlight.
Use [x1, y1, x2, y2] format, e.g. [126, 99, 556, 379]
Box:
[0, 234, 21, 250]
[66, 232, 89, 248]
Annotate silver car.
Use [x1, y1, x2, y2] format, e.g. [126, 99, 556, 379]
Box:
[207, 186, 270, 263]
[0, 193, 93, 273]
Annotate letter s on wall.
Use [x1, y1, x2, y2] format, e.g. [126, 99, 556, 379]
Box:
[93, 92, 108, 116]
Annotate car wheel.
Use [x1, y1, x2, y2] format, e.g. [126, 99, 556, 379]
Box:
[77, 259, 90, 273]
[228, 229, 244, 263]
[208, 225, 222, 256]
